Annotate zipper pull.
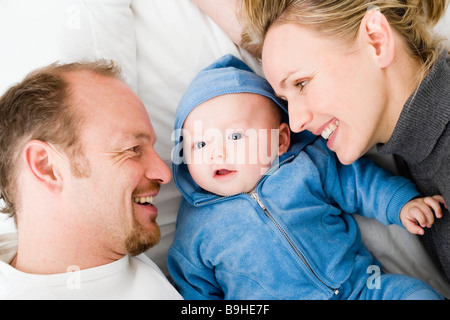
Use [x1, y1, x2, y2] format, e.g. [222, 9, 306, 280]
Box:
[249, 190, 266, 210]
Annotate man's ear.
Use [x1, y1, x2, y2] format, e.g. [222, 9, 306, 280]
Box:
[278, 122, 291, 156]
[23, 140, 63, 193]
[359, 8, 395, 68]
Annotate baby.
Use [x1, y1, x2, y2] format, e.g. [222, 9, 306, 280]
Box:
[169, 54, 444, 300]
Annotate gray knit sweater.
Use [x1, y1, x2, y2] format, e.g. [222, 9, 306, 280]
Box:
[378, 50, 450, 281]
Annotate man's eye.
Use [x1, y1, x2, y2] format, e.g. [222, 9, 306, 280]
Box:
[229, 132, 243, 140]
[128, 146, 141, 153]
[194, 141, 206, 150]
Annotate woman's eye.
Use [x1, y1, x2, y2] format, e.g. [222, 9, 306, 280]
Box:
[295, 80, 309, 91]
[229, 132, 243, 140]
[194, 141, 206, 150]
[129, 146, 140, 153]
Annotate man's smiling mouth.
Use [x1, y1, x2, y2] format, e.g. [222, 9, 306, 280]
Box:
[133, 196, 155, 205]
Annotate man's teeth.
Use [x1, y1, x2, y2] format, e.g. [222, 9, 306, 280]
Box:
[321, 121, 339, 140]
[133, 196, 154, 205]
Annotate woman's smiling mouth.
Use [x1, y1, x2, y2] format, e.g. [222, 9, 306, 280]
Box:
[321, 120, 339, 140]
[315, 118, 340, 140]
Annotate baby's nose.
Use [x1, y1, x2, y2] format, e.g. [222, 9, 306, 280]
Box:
[210, 142, 226, 163]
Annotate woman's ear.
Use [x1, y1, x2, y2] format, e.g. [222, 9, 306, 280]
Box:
[359, 7, 395, 68]
[23, 140, 63, 194]
[278, 122, 291, 156]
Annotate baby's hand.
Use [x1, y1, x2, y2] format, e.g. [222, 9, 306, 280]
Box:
[400, 195, 447, 235]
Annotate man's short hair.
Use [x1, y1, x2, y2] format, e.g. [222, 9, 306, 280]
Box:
[0, 59, 122, 218]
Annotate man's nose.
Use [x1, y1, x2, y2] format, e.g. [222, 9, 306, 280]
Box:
[145, 150, 171, 184]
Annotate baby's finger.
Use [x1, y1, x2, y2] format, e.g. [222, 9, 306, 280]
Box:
[409, 205, 433, 228]
[432, 195, 447, 209]
[424, 197, 443, 219]
[404, 219, 424, 235]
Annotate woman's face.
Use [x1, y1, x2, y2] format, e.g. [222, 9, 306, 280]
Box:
[262, 23, 390, 165]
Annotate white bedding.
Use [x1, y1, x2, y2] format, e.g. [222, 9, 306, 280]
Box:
[1, 0, 450, 298]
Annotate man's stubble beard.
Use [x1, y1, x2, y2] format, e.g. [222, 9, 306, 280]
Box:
[125, 209, 161, 256]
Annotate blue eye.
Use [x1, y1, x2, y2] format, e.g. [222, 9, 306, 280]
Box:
[229, 132, 243, 140]
[295, 80, 309, 92]
[194, 141, 206, 150]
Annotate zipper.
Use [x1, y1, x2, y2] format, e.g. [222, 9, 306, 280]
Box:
[248, 188, 340, 296]
[194, 152, 339, 295]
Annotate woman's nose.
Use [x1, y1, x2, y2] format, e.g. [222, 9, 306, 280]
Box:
[288, 102, 313, 133]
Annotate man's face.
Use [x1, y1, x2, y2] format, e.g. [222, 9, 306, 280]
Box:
[62, 70, 171, 256]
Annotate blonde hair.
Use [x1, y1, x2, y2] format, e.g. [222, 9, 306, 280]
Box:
[241, 0, 449, 78]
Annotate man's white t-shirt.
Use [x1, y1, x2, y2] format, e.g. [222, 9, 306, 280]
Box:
[0, 233, 182, 299]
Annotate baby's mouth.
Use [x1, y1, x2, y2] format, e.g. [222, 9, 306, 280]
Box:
[216, 169, 232, 175]
[214, 169, 236, 178]
[321, 120, 339, 140]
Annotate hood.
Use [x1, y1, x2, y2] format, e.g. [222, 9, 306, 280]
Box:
[172, 54, 315, 205]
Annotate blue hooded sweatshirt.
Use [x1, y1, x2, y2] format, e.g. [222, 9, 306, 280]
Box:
[168, 55, 429, 300]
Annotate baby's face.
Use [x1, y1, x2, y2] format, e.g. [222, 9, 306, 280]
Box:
[182, 93, 288, 196]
